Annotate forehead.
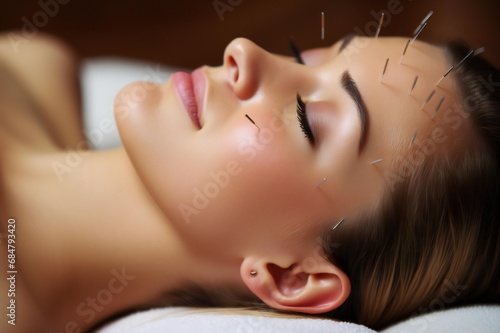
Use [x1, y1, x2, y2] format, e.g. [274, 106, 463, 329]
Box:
[303, 36, 448, 69]
[338, 37, 459, 155]
[302, 37, 467, 191]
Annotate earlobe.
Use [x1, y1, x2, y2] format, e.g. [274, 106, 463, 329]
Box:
[240, 256, 350, 314]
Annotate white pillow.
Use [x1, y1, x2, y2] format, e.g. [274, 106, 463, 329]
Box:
[80, 57, 180, 150]
[381, 305, 500, 333]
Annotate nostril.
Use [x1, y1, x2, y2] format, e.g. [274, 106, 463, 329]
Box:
[227, 55, 239, 83]
[233, 67, 239, 83]
[223, 40, 258, 100]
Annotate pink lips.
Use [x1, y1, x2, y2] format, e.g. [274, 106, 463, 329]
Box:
[172, 68, 206, 129]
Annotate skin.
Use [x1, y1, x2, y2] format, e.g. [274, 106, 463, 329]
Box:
[0, 32, 464, 332]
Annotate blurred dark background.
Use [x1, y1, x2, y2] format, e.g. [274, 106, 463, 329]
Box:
[1, 0, 499, 68]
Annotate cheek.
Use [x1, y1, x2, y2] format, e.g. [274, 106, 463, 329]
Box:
[171, 121, 317, 240]
[186, 123, 296, 213]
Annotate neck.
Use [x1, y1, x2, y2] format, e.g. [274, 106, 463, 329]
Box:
[3, 148, 247, 332]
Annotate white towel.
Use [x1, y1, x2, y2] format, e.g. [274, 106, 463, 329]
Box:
[381, 304, 500, 333]
[95, 305, 500, 333]
[96, 307, 376, 333]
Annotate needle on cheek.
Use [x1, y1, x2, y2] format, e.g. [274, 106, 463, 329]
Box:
[316, 177, 327, 187]
[245, 114, 260, 131]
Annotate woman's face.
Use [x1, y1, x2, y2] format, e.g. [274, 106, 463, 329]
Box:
[115, 36, 458, 257]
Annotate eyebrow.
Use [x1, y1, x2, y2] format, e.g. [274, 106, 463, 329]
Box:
[341, 70, 369, 153]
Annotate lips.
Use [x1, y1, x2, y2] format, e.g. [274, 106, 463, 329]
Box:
[172, 68, 206, 129]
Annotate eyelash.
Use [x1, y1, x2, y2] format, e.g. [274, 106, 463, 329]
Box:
[296, 94, 315, 145]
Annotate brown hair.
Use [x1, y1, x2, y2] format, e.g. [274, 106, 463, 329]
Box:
[322, 40, 500, 329]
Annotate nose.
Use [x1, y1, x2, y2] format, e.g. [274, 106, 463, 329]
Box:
[223, 38, 267, 100]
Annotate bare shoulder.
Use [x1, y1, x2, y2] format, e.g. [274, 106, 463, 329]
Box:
[0, 31, 86, 149]
[0, 30, 77, 68]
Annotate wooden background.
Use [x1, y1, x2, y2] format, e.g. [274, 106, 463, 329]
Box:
[1, 0, 499, 68]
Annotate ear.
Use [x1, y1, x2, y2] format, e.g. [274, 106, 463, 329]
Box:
[240, 256, 350, 314]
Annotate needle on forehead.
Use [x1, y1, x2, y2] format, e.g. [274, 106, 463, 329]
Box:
[413, 10, 433, 36]
[370, 159, 383, 165]
[432, 96, 446, 118]
[421, 89, 436, 110]
[409, 75, 419, 95]
[436, 47, 485, 86]
[456, 47, 485, 69]
[400, 39, 410, 64]
[456, 50, 474, 70]
[473, 47, 486, 57]
[410, 132, 417, 146]
[332, 218, 345, 230]
[436, 66, 454, 86]
[321, 12, 325, 40]
[410, 22, 427, 45]
[375, 13, 385, 38]
[380, 58, 389, 83]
